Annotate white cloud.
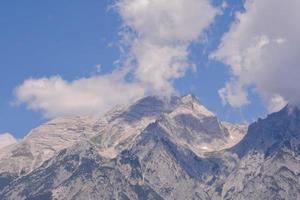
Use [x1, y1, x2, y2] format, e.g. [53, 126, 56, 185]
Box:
[0, 133, 17, 149]
[15, 0, 218, 118]
[268, 95, 287, 113]
[132, 43, 189, 95]
[211, 0, 300, 111]
[15, 73, 145, 118]
[117, 0, 217, 44]
[117, 0, 218, 96]
[95, 64, 102, 73]
[218, 81, 249, 108]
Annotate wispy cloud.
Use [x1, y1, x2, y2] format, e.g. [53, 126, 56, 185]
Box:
[0, 133, 17, 149]
[117, 0, 218, 96]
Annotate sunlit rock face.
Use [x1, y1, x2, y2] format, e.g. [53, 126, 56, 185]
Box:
[5, 95, 298, 200]
[0, 116, 99, 176]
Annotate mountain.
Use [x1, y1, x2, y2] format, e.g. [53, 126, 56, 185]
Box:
[0, 95, 243, 177]
[0, 95, 243, 200]
[92, 94, 246, 158]
[0, 96, 173, 177]
[0, 116, 99, 176]
[222, 106, 300, 200]
[1, 95, 298, 199]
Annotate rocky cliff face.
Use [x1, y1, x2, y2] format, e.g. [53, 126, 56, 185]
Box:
[222, 106, 300, 200]
[3, 95, 298, 199]
[0, 116, 99, 176]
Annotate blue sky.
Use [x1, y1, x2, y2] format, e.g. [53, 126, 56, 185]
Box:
[0, 0, 270, 138]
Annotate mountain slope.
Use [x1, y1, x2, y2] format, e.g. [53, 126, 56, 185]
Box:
[0, 122, 214, 200]
[0, 141, 140, 200]
[222, 106, 300, 200]
[0, 94, 250, 199]
[0, 116, 99, 176]
[90, 96, 180, 158]
[91, 95, 245, 158]
[0, 96, 178, 176]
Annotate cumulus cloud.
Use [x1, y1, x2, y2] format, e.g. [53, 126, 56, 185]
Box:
[15, 0, 218, 118]
[117, 0, 218, 96]
[0, 133, 17, 149]
[211, 0, 300, 112]
[15, 73, 145, 118]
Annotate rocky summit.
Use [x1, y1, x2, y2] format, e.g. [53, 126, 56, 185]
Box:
[0, 95, 299, 200]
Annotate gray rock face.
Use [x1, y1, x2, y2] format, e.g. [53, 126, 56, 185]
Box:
[222, 106, 300, 200]
[1, 95, 298, 199]
[0, 116, 99, 176]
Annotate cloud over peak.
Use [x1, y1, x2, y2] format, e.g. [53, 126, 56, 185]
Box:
[212, 0, 300, 112]
[15, 0, 218, 118]
[117, 0, 218, 96]
[15, 73, 145, 118]
[0, 133, 17, 149]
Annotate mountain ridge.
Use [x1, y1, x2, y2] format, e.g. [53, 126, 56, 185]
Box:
[1, 94, 299, 199]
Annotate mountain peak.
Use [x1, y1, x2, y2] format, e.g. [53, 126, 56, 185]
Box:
[232, 104, 300, 157]
[0, 94, 251, 199]
[123, 94, 213, 118]
[181, 94, 197, 101]
[179, 94, 215, 117]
